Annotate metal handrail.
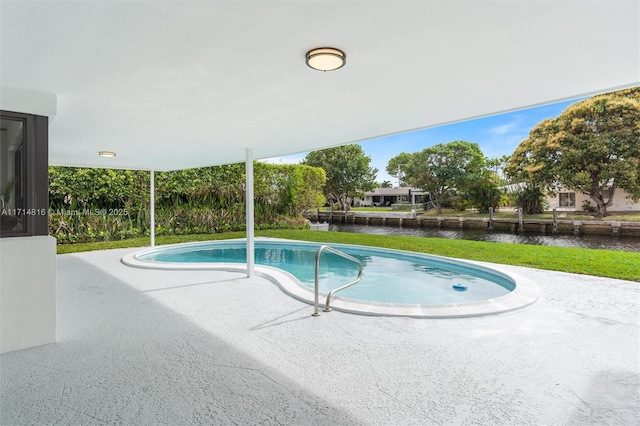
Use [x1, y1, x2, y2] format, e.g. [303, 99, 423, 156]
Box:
[312, 245, 363, 316]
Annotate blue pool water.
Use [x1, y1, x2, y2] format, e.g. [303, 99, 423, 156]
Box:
[138, 241, 515, 305]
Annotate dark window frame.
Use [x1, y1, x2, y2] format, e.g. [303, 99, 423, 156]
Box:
[0, 110, 48, 238]
[559, 192, 576, 208]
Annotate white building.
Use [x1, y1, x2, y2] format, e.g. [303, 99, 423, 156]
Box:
[355, 187, 425, 207]
[547, 189, 640, 212]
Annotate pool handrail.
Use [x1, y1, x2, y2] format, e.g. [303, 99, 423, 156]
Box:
[313, 245, 363, 316]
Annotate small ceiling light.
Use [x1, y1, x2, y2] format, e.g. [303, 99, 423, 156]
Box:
[305, 47, 346, 72]
[98, 151, 116, 157]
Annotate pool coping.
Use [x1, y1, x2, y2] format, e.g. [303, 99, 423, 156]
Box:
[121, 238, 540, 318]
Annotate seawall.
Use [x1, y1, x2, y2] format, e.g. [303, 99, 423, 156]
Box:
[306, 210, 640, 237]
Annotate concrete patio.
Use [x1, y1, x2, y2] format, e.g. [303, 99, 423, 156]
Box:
[1, 247, 638, 425]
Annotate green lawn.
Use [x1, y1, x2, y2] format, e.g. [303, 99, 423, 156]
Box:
[56, 229, 640, 282]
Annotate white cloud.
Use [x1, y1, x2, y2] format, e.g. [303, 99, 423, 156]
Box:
[489, 121, 518, 136]
[488, 110, 542, 139]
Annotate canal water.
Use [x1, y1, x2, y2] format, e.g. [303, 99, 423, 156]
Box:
[328, 223, 640, 252]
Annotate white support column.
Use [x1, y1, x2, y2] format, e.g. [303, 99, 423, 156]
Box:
[150, 169, 155, 247]
[245, 149, 255, 277]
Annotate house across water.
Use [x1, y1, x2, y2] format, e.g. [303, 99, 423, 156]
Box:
[355, 187, 426, 208]
[546, 188, 640, 213]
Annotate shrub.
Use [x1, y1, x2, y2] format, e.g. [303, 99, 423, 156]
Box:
[450, 195, 469, 211]
[513, 186, 548, 214]
[50, 163, 321, 244]
[466, 180, 504, 213]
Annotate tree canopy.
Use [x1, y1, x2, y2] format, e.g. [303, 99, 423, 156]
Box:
[464, 167, 505, 213]
[385, 152, 413, 187]
[303, 144, 378, 211]
[402, 141, 486, 214]
[505, 88, 640, 216]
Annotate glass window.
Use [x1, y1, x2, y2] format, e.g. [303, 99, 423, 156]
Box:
[559, 192, 575, 207]
[0, 118, 25, 232]
[0, 111, 48, 237]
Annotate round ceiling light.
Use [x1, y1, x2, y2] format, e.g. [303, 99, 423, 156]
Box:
[305, 48, 346, 72]
[98, 151, 116, 157]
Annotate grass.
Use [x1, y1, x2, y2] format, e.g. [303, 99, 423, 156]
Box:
[56, 229, 640, 282]
[55, 232, 247, 254]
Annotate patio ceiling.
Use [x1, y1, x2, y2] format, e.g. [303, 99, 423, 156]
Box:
[1, 1, 638, 171]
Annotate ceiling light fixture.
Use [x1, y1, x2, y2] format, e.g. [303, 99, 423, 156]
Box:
[98, 151, 116, 157]
[305, 47, 346, 72]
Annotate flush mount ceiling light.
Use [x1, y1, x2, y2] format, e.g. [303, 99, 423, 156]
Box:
[305, 47, 346, 72]
[98, 151, 116, 157]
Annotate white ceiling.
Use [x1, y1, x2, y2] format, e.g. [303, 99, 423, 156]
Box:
[1, 0, 638, 171]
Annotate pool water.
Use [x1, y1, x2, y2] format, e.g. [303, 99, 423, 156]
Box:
[140, 241, 515, 305]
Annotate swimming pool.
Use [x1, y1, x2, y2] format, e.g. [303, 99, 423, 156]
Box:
[122, 238, 540, 318]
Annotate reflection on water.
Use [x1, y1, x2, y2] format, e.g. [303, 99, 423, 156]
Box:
[328, 223, 640, 252]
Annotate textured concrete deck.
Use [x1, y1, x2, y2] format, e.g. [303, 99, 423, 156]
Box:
[1, 247, 638, 425]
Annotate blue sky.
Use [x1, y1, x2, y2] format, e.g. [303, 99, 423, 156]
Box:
[265, 97, 585, 185]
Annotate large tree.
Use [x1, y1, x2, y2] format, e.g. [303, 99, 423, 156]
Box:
[463, 155, 510, 213]
[465, 167, 505, 213]
[505, 88, 640, 217]
[404, 141, 485, 214]
[386, 152, 413, 187]
[304, 144, 378, 211]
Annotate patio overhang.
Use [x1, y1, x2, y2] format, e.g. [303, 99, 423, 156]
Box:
[1, 0, 638, 171]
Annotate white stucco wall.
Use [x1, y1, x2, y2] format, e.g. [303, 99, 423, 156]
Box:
[547, 189, 640, 212]
[0, 236, 56, 353]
